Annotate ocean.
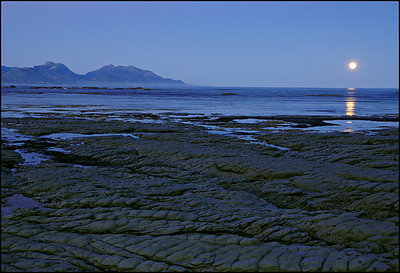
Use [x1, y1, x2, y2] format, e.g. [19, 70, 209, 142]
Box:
[1, 86, 399, 133]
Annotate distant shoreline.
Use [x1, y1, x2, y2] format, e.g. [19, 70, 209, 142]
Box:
[2, 85, 159, 91]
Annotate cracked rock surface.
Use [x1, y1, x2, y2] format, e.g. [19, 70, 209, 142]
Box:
[1, 117, 399, 272]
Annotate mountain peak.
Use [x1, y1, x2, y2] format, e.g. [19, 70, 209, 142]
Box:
[43, 61, 56, 66]
[100, 65, 139, 71]
[119, 65, 137, 69]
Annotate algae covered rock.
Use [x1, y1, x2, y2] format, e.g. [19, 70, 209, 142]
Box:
[1, 117, 398, 272]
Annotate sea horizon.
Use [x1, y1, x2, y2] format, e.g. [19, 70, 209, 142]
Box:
[2, 82, 399, 90]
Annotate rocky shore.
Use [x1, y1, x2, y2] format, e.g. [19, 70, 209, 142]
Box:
[1, 116, 399, 272]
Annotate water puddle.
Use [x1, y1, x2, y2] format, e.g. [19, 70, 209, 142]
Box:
[1, 194, 44, 217]
[40, 132, 139, 140]
[1, 127, 35, 145]
[235, 135, 290, 151]
[108, 117, 165, 124]
[15, 149, 51, 165]
[196, 124, 290, 151]
[73, 164, 91, 169]
[0, 112, 31, 118]
[46, 147, 72, 153]
[233, 118, 271, 124]
[306, 120, 399, 133]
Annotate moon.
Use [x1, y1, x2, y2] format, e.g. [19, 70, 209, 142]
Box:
[348, 61, 357, 70]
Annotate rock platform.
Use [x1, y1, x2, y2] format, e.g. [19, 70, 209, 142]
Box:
[1, 117, 398, 272]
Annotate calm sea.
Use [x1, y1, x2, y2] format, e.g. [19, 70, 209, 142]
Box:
[1, 86, 398, 117]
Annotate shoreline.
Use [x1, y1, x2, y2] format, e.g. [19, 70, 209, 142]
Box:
[1, 115, 398, 271]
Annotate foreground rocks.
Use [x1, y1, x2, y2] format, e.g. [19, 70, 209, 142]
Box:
[1, 117, 399, 272]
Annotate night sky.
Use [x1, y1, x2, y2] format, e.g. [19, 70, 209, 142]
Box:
[1, 1, 398, 88]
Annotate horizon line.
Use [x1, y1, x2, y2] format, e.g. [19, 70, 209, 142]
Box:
[1, 83, 398, 90]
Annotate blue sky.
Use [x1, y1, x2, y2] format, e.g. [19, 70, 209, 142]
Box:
[1, 1, 398, 88]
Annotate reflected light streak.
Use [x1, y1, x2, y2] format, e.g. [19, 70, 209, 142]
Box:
[345, 88, 356, 116]
[346, 98, 356, 116]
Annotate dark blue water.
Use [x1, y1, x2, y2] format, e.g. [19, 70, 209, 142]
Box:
[1, 86, 398, 117]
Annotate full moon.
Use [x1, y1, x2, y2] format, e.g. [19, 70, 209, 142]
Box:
[348, 61, 357, 70]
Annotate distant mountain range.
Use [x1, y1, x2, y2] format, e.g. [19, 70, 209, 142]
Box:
[1, 61, 185, 86]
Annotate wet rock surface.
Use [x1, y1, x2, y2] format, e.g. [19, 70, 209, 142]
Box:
[1, 117, 399, 272]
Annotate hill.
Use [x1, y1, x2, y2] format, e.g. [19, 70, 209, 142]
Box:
[1, 61, 185, 86]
